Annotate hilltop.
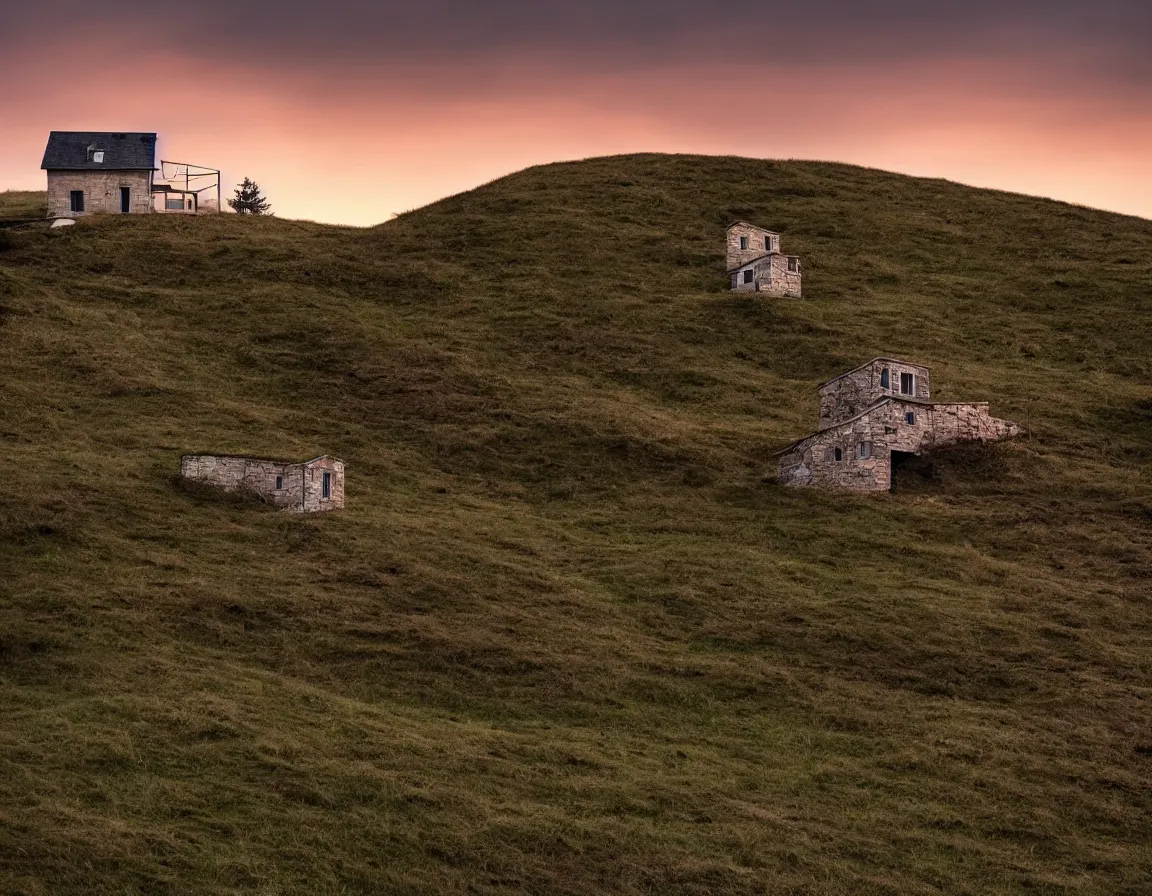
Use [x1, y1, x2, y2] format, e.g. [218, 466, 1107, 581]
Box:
[1, 155, 1150, 895]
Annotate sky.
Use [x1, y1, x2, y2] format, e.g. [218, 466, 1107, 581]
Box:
[2, 1, 1150, 225]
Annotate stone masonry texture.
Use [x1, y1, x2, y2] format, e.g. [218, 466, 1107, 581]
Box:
[726, 222, 802, 298]
[180, 455, 345, 512]
[47, 170, 153, 217]
[777, 358, 1020, 492]
[819, 359, 931, 425]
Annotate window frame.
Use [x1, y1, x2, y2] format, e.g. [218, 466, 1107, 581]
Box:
[275, 475, 283, 490]
[834, 447, 843, 462]
[69, 190, 84, 213]
[321, 471, 332, 500]
[787, 257, 798, 273]
[880, 368, 890, 389]
[857, 441, 872, 459]
[739, 235, 748, 250]
[905, 411, 916, 425]
[742, 269, 754, 284]
[900, 372, 916, 395]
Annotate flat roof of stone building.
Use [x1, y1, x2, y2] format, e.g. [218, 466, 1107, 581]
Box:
[726, 221, 780, 234]
[772, 397, 990, 456]
[181, 453, 343, 466]
[817, 357, 930, 390]
[727, 252, 802, 273]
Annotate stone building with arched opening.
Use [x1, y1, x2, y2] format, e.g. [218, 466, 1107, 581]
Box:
[774, 358, 1020, 492]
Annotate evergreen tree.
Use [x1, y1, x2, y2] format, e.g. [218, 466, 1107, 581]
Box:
[227, 178, 272, 215]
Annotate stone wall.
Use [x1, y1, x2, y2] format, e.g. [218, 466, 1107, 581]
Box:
[778, 398, 1019, 492]
[300, 456, 345, 513]
[819, 359, 930, 426]
[180, 455, 345, 512]
[924, 403, 1020, 448]
[729, 253, 803, 298]
[727, 222, 779, 270]
[47, 170, 153, 217]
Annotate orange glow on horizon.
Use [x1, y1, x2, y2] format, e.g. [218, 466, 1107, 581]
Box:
[2, 43, 1150, 225]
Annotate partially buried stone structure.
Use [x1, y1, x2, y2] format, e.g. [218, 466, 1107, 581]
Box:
[180, 454, 345, 512]
[727, 221, 802, 297]
[775, 358, 1019, 492]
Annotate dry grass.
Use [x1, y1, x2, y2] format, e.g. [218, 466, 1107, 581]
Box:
[0, 190, 47, 221]
[1, 155, 1150, 894]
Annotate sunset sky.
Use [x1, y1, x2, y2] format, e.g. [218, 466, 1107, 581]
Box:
[2, 1, 1150, 225]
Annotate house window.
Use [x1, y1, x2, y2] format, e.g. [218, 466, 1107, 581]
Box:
[905, 411, 916, 425]
[858, 441, 872, 459]
[834, 447, 843, 462]
[69, 190, 84, 213]
[165, 198, 183, 210]
[321, 471, 332, 500]
[787, 257, 798, 272]
[765, 236, 772, 250]
[275, 475, 283, 490]
[900, 372, 915, 395]
[742, 270, 754, 284]
[739, 236, 748, 250]
[92, 151, 104, 163]
[880, 368, 890, 389]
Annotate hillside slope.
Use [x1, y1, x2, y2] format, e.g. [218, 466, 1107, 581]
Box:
[1, 155, 1150, 895]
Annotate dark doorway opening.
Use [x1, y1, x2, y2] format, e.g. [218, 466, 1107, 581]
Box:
[120, 187, 131, 213]
[890, 450, 934, 491]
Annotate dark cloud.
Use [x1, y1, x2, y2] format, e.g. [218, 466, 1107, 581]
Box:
[4, 1, 1151, 78]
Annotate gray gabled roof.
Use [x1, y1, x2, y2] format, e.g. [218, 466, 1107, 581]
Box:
[41, 131, 157, 170]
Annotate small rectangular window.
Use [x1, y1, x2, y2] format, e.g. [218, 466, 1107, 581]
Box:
[739, 236, 748, 250]
[834, 447, 843, 462]
[69, 190, 84, 212]
[880, 368, 890, 389]
[900, 372, 915, 395]
[742, 270, 754, 284]
[165, 198, 183, 210]
[905, 411, 916, 425]
[858, 441, 872, 459]
[275, 475, 283, 490]
[787, 257, 798, 272]
[321, 471, 332, 499]
[92, 151, 104, 163]
[765, 236, 772, 250]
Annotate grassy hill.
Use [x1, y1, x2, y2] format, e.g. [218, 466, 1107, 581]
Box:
[0, 190, 47, 221]
[1, 155, 1150, 895]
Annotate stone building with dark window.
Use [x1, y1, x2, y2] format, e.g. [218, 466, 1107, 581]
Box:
[775, 358, 1019, 491]
[41, 132, 158, 218]
[40, 131, 215, 217]
[727, 221, 802, 297]
[180, 454, 345, 512]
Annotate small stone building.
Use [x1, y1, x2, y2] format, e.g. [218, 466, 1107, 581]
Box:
[727, 221, 802, 297]
[41, 132, 158, 217]
[180, 454, 345, 512]
[40, 131, 212, 217]
[775, 358, 1019, 492]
